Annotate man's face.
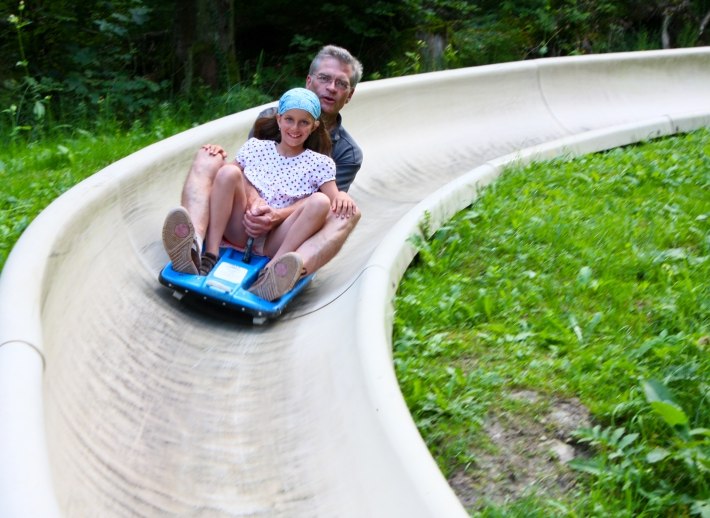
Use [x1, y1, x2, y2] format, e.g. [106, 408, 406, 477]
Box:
[306, 56, 355, 118]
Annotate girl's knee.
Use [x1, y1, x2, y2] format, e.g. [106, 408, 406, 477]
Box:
[306, 192, 331, 217]
[214, 164, 243, 187]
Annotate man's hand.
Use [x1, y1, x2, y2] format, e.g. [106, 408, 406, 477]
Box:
[201, 144, 228, 159]
[331, 191, 358, 219]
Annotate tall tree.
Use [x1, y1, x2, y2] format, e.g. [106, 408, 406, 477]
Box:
[174, 0, 239, 94]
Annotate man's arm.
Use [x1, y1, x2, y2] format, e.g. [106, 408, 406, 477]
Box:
[331, 126, 363, 192]
[334, 161, 360, 192]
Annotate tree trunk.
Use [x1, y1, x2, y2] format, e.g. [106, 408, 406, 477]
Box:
[662, 13, 672, 48]
[700, 9, 710, 40]
[418, 32, 447, 71]
[174, 0, 239, 94]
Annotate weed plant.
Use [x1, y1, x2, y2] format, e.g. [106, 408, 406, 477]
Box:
[393, 129, 710, 516]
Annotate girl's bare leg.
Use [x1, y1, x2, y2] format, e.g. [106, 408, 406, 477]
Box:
[204, 164, 249, 258]
[248, 193, 338, 300]
[263, 192, 331, 267]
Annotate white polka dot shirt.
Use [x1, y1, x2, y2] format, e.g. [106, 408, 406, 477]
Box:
[235, 138, 336, 208]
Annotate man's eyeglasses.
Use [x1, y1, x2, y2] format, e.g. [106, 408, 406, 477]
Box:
[312, 73, 351, 91]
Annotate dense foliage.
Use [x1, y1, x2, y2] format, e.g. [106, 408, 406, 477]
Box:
[2, 0, 709, 141]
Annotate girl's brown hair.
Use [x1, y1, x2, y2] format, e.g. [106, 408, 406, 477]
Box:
[253, 114, 332, 156]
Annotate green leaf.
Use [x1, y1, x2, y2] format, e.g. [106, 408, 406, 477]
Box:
[577, 266, 592, 285]
[33, 100, 45, 119]
[642, 378, 675, 404]
[610, 427, 626, 445]
[646, 448, 670, 463]
[617, 432, 639, 450]
[691, 499, 710, 518]
[650, 400, 688, 427]
[568, 458, 603, 476]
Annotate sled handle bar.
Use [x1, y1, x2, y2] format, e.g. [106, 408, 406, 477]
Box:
[243, 237, 254, 263]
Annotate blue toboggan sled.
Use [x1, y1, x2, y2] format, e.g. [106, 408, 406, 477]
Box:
[159, 240, 313, 325]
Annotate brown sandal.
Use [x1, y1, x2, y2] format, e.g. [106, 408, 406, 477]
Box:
[198, 252, 218, 276]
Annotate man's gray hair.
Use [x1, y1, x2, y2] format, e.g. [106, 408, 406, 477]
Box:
[309, 45, 364, 88]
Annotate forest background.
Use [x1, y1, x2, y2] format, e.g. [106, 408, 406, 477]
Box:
[2, 0, 710, 143]
[1, 0, 710, 267]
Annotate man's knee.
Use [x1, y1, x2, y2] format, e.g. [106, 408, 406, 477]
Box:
[340, 205, 361, 228]
[324, 206, 360, 236]
[350, 206, 362, 226]
[190, 147, 226, 181]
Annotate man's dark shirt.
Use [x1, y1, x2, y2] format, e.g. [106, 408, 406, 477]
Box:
[250, 108, 363, 192]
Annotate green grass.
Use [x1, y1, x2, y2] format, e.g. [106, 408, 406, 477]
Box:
[393, 128, 710, 517]
[0, 87, 271, 271]
[0, 90, 270, 270]
[0, 123, 170, 269]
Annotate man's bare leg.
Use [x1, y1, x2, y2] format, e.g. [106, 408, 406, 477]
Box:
[162, 146, 226, 273]
[180, 146, 227, 251]
[296, 207, 361, 275]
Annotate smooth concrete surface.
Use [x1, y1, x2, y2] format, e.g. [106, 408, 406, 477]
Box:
[1, 48, 709, 517]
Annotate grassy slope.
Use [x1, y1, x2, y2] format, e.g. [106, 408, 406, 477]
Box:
[0, 116, 194, 269]
[394, 128, 710, 516]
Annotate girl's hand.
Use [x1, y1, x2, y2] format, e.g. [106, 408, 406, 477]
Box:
[331, 191, 358, 219]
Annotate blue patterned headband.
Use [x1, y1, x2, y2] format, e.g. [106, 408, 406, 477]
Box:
[278, 88, 321, 119]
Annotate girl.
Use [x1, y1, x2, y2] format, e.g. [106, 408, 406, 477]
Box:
[200, 88, 357, 301]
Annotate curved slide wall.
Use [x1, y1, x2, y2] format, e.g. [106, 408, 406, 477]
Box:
[1, 48, 709, 517]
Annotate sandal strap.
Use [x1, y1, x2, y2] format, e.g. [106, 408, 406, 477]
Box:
[198, 252, 218, 276]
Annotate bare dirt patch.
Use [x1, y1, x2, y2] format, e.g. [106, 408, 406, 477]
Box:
[449, 390, 592, 512]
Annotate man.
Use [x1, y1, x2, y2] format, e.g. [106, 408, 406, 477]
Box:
[162, 45, 364, 292]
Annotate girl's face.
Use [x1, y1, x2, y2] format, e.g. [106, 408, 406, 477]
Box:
[277, 109, 319, 148]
